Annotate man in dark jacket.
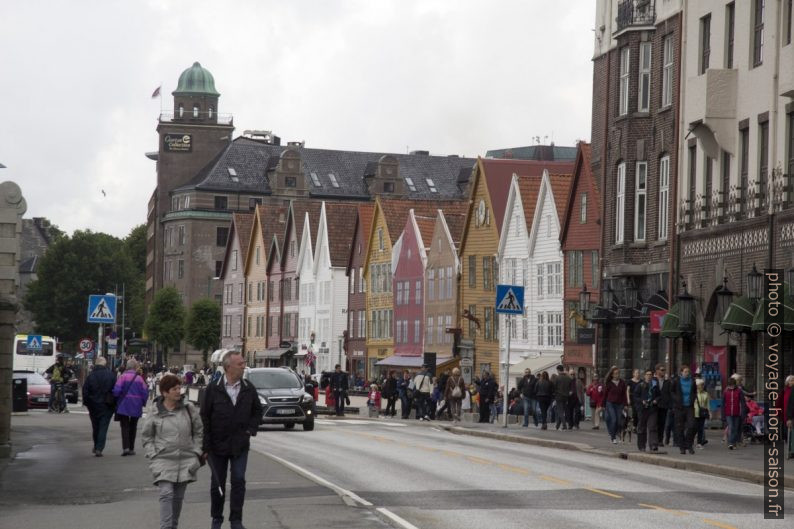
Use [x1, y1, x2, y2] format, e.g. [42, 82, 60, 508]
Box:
[200, 352, 263, 529]
[517, 368, 537, 427]
[82, 356, 117, 456]
[634, 369, 661, 452]
[478, 371, 497, 423]
[654, 363, 673, 446]
[382, 371, 398, 417]
[553, 365, 573, 430]
[670, 365, 697, 454]
[329, 364, 349, 416]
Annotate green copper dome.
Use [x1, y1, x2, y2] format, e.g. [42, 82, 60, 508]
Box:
[173, 62, 220, 96]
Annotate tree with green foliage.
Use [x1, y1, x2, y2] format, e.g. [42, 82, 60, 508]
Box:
[144, 287, 185, 366]
[24, 230, 138, 347]
[122, 224, 147, 339]
[185, 298, 221, 368]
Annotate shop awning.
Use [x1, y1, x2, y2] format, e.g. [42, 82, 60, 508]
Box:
[720, 295, 755, 333]
[508, 353, 562, 377]
[750, 288, 794, 331]
[375, 355, 452, 367]
[660, 302, 682, 338]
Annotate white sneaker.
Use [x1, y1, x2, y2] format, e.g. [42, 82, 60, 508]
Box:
[612, 438, 618, 444]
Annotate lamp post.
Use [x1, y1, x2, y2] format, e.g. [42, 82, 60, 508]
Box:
[677, 281, 695, 333]
[715, 276, 733, 324]
[747, 264, 762, 303]
[579, 283, 591, 317]
[601, 282, 614, 311]
[624, 277, 638, 311]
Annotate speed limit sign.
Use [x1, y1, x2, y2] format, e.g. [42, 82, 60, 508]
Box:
[79, 338, 94, 352]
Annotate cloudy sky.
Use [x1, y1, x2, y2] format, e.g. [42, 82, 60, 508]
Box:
[1, 0, 594, 238]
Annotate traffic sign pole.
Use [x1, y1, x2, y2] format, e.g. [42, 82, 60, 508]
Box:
[98, 325, 104, 359]
[503, 315, 511, 429]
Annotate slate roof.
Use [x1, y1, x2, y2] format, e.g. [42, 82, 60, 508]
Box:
[413, 215, 437, 250]
[324, 202, 361, 267]
[442, 212, 467, 248]
[480, 158, 575, 235]
[379, 199, 469, 244]
[20, 256, 38, 274]
[177, 137, 477, 199]
[485, 144, 578, 162]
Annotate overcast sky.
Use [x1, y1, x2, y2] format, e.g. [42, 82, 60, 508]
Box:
[0, 0, 594, 238]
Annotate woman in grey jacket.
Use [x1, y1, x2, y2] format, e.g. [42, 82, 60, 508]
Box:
[142, 374, 204, 529]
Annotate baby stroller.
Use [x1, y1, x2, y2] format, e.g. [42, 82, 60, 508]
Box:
[742, 399, 765, 445]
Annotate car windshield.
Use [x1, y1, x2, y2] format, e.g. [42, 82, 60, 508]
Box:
[248, 370, 302, 390]
[14, 372, 48, 385]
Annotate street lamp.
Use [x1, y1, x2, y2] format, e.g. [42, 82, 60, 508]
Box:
[715, 276, 734, 323]
[601, 282, 614, 310]
[677, 281, 695, 332]
[788, 268, 794, 299]
[747, 264, 762, 302]
[579, 283, 591, 316]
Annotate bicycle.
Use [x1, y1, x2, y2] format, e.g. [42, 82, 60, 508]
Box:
[49, 382, 68, 413]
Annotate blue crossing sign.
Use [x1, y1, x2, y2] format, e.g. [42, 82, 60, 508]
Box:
[87, 294, 117, 323]
[495, 284, 525, 315]
[27, 335, 43, 351]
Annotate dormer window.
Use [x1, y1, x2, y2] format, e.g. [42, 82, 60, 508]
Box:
[310, 172, 321, 187]
[383, 182, 394, 193]
[193, 105, 200, 118]
[285, 176, 297, 188]
[404, 177, 416, 191]
[425, 178, 437, 193]
[228, 167, 238, 183]
[178, 105, 184, 118]
[328, 173, 340, 188]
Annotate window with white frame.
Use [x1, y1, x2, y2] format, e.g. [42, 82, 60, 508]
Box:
[537, 264, 544, 297]
[662, 35, 674, 107]
[537, 313, 545, 346]
[554, 262, 562, 295]
[445, 315, 452, 343]
[635, 161, 647, 241]
[350, 268, 356, 294]
[437, 317, 444, 344]
[438, 267, 445, 300]
[427, 316, 434, 344]
[638, 42, 651, 112]
[522, 258, 528, 287]
[548, 313, 563, 346]
[414, 319, 420, 343]
[446, 266, 453, 298]
[396, 281, 403, 305]
[658, 156, 670, 240]
[619, 47, 630, 115]
[616, 163, 626, 243]
[580, 193, 587, 223]
[415, 280, 422, 305]
[428, 268, 435, 300]
[546, 263, 556, 296]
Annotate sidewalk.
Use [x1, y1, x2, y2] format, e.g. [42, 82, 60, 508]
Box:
[0, 409, 391, 529]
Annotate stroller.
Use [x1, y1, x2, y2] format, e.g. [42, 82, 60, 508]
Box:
[742, 399, 765, 445]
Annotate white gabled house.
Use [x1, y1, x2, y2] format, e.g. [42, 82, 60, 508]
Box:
[297, 210, 318, 369]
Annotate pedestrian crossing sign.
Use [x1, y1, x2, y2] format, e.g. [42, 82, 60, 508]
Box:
[495, 284, 524, 315]
[26, 335, 43, 351]
[87, 294, 117, 323]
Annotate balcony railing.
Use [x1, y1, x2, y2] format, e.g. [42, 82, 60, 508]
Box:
[159, 111, 233, 125]
[616, 0, 656, 34]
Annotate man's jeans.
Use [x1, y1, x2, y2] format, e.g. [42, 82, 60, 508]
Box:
[210, 451, 249, 523]
[89, 408, 113, 452]
[333, 391, 345, 415]
[521, 396, 537, 427]
[400, 395, 411, 418]
[726, 416, 742, 446]
[605, 402, 624, 440]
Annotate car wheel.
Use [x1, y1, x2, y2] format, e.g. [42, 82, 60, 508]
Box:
[284, 423, 295, 430]
[302, 418, 314, 431]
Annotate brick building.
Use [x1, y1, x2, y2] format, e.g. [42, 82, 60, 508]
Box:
[589, 0, 683, 380]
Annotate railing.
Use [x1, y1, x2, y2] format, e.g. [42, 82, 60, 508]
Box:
[159, 111, 233, 125]
[616, 0, 656, 33]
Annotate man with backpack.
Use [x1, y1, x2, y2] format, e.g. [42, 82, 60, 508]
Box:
[517, 368, 537, 428]
[45, 355, 72, 413]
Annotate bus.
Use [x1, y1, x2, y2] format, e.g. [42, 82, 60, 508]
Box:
[13, 334, 58, 373]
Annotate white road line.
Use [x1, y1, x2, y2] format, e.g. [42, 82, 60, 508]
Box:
[254, 446, 419, 529]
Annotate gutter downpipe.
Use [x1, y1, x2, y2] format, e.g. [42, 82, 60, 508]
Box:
[670, 6, 685, 374]
[598, 0, 613, 380]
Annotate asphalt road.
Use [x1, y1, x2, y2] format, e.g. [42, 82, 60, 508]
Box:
[253, 417, 794, 529]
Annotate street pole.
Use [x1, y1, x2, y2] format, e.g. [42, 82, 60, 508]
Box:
[503, 315, 511, 428]
[98, 324, 104, 360]
[121, 283, 126, 359]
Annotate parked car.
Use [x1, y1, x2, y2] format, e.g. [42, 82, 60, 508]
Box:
[248, 367, 315, 431]
[13, 370, 51, 409]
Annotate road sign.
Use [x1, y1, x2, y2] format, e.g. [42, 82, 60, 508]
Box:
[495, 284, 524, 315]
[26, 335, 43, 351]
[87, 294, 117, 323]
[79, 338, 94, 352]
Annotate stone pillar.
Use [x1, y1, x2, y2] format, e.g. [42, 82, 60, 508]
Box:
[596, 324, 610, 380]
[0, 181, 26, 459]
[618, 322, 633, 381]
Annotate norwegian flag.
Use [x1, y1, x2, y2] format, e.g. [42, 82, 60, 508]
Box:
[305, 349, 316, 367]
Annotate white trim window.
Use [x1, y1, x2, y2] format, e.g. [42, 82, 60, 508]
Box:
[619, 47, 630, 116]
[616, 163, 626, 243]
[427, 316, 434, 344]
[428, 268, 435, 301]
[658, 156, 670, 240]
[634, 161, 647, 241]
[638, 42, 651, 112]
[662, 35, 674, 107]
[536, 264, 545, 298]
[537, 313, 545, 346]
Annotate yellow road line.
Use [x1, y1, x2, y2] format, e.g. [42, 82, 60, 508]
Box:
[441, 450, 460, 458]
[539, 475, 571, 486]
[703, 519, 738, 529]
[466, 455, 492, 465]
[585, 487, 623, 499]
[497, 463, 529, 475]
[637, 503, 687, 516]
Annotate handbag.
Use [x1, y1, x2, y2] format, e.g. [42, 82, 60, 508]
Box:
[451, 377, 463, 399]
[113, 374, 140, 421]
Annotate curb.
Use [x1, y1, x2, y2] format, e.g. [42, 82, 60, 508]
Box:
[441, 425, 794, 489]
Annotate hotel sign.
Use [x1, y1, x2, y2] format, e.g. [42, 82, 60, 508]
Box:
[164, 134, 192, 153]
